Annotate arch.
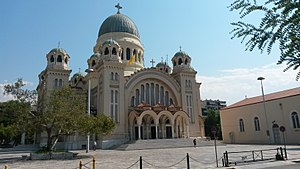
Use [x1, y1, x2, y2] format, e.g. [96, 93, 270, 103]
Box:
[126, 48, 131, 60]
[239, 119, 245, 132]
[104, 47, 109, 55]
[112, 47, 117, 55]
[50, 55, 54, 62]
[57, 55, 62, 62]
[157, 111, 174, 124]
[185, 58, 188, 65]
[178, 58, 183, 65]
[92, 60, 96, 67]
[174, 111, 190, 124]
[254, 117, 260, 131]
[291, 111, 300, 128]
[121, 48, 124, 60]
[133, 49, 137, 61]
[137, 110, 157, 125]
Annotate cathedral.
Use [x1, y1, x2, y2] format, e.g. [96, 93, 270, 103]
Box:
[37, 4, 205, 149]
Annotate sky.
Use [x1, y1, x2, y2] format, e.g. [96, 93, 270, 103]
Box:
[0, 0, 299, 105]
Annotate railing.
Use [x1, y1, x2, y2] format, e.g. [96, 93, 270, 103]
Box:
[223, 147, 287, 167]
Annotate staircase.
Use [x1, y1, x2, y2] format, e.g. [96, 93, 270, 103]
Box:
[113, 138, 223, 150]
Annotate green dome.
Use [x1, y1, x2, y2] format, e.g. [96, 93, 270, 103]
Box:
[98, 13, 140, 38]
[49, 48, 67, 54]
[174, 51, 190, 58]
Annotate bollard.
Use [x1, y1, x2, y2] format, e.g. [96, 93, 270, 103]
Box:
[93, 156, 96, 169]
[4, 165, 8, 169]
[186, 153, 190, 169]
[79, 160, 82, 169]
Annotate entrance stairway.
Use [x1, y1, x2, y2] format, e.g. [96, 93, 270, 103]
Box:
[113, 138, 224, 150]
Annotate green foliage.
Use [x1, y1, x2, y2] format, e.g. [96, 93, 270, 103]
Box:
[79, 114, 115, 136]
[0, 100, 31, 145]
[204, 109, 222, 139]
[3, 78, 37, 104]
[229, 0, 300, 80]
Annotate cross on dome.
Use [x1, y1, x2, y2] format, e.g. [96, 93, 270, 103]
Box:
[115, 3, 122, 14]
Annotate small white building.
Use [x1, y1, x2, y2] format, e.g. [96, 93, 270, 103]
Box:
[220, 87, 300, 144]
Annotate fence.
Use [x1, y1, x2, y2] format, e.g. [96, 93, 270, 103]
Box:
[223, 147, 287, 167]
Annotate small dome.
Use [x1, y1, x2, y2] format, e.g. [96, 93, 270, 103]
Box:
[156, 62, 166, 67]
[49, 47, 67, 54]
[102, 39, 120, 47]
[90, 53, 101, 59]
[98, 13, 140, 38]
[174, 51, 190, 58]
[72, 72, 84, 78]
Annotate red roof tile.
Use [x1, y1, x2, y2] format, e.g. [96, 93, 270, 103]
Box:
[222, 87, 300, 110]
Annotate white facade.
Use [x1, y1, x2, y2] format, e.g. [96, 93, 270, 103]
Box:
[37, 6, 205, 149]
[220, 88, 300, 145]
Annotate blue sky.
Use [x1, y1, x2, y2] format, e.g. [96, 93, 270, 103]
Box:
[0, 0, 299, 104]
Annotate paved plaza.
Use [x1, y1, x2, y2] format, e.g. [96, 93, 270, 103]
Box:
[1, 140, 300, 169]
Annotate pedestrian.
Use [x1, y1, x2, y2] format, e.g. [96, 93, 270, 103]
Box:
[193, 138, 196, 148]
[93, 141, 97, 151]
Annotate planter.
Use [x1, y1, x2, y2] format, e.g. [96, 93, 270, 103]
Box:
[30, 152, 77, 160]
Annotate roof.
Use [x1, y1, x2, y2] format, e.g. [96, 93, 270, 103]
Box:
[98, 13, 140, 38]
[222, 87, 300, 110]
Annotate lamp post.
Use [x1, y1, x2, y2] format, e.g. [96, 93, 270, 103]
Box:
[85, 68, 94, 153]
[257, 77, 271, 144]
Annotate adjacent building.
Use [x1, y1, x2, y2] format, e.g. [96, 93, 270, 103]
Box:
[220, 87, 300, 144]
[36, 5, 205, 149]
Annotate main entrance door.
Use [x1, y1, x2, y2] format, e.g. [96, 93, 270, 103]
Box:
[166, 126, 172, 138]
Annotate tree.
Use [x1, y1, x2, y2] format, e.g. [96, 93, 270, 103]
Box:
[229, 0, 300, 80]
[4, 78, 115, 151]
[204, 109, 222, 140]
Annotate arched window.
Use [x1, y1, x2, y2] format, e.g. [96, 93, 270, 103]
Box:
[92, 60, 96, 67]
[141, 85, 145, 102]
[65, 58, 68, 64]
[135, 89, 140, 105]
[173, 60, 176, 66]
[54, 79, 58, 87]
[131, 96, 135, 107]
[112, 47, 117, 55]
[160, 86, 164, 105]
[59, 79, 63, 86]
[185, 58, 188, 65]
[50, 55, 54, 62]
[239, 119, 245, 132]
[57, 55, 62, 62]
[165, 91, 169, 106]
[115, 73, 119, 81]
[155, 84, 159, 104]
[178, 58, 183, 65]
[138, 52, 141, 63]
[146, 83, 150, 104]
[150, 83, 154, 105]
[292, 112, 300, 128]
[111, 72, 114, 80]
[126, 48, 131, 60]
[254, 117, 260, 131]
[104, 47, 109, 55]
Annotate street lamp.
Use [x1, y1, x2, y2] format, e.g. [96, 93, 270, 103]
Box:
[85, 68, 94, 153]
[257, 77, 271, 144]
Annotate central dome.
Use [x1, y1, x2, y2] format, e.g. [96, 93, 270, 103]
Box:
[98, 13, 140, 38]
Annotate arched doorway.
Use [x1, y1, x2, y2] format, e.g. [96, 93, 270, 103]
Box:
[272, 124, 280, 144]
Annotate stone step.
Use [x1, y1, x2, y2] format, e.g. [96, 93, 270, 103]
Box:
[113, 138, 223, 150]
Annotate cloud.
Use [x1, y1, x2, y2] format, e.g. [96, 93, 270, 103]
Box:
[0, 83, 14, 102]
[0, 80, 35, 102]
[197, 63, 299, 105]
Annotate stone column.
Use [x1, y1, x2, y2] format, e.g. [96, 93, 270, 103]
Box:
[155, 125, 158, 139]
[138, 125, 141, 140]
[171, 123, 175, 139]
[21, 132, 25, 145]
